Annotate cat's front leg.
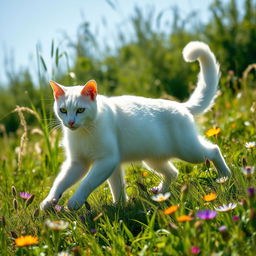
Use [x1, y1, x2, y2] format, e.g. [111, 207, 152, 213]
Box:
[67, 156, 120, 210]
[40, 160, 89, 210]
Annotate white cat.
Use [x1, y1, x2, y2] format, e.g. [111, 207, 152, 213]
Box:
[40, 41, 231, 211]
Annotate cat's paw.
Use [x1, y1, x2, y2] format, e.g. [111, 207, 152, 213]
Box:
[67, 196, 84, 210]
[40, 197, 58, 211]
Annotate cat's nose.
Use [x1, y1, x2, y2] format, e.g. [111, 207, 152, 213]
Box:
[68, 121, 75, 127]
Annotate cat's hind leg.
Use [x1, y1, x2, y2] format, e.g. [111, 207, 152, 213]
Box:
[177, 133, 231, 177]
[143, 160, 178, 192]
[199, 137, 231, 177]
[107, 165, 128, 204]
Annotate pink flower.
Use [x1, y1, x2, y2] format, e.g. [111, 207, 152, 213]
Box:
[191, 246, 200, 254]
[19, 192, 32, 200]
[232, 216, 240, 221]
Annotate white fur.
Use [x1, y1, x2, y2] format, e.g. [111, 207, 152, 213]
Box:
[40, 41, 230, 211]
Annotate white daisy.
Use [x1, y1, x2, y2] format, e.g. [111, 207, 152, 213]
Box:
[45, 219, 68, 231]
[245, 141, 256, 149]
[241, 166, 255, 178]
[57, 252, 71, 256]
[151, 192, 171, 202]
[214, 202, 237, 212]
[216, 176, 229, 184]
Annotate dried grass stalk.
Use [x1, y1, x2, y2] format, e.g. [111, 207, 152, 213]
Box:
[243, 63, 256, 81]
[12, 106, 40, 171]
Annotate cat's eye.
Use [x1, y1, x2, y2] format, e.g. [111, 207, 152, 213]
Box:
[76, 108, 85, 114]
[59, 108, 67, 114]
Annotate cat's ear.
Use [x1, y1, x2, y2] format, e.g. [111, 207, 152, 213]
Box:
[49, 80, 65, 100]
[81, 80, 97, 101]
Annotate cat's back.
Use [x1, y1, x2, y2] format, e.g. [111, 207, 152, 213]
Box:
[108, 95, 187, 118]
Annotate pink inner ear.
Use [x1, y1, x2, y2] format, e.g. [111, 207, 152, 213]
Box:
[81, 80, 97, 100]
[49, 81, 65, 100]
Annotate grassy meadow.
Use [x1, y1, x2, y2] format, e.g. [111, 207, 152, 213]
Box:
[0, 68, 256, 256]
[1, 1, 256, 255]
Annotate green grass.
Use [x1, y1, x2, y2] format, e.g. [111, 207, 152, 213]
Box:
[0, 78, 255, 256]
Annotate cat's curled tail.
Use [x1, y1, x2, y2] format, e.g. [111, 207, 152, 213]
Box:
[182, 41, 220, 115]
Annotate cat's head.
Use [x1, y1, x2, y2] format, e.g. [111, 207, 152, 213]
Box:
[50, 80, 98, 130]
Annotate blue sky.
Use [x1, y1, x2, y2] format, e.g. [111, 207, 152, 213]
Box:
[0, 0, 214, 84]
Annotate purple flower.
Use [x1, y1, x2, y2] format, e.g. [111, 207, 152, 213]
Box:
[149, 187, 160, 194]
[218, 225, 227, 232]
[197, 209, 217, 220]
[54, 205, 62, 212]
[247, 187, 255, 198]
[191, 246, 200, 255]
[90, 228, 97, 234]
[80, 216, 86, 224]
[19, 192, 32, 200]
[232, 216, 240, 221]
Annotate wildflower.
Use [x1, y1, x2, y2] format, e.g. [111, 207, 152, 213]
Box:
[191, 246, 200, 255]
[228, 70, 234, 76]
[54, 205, 63, 212]
[245, 141, 255, 149]
[80, 216, 86, 224]
[241, 166, 255, 178]
[203, 193, 217, 202]
[205, 127, 221, 137]
[142, 171, 149, 177]
[231, 123, 236, 128]
[45, 219, 68, 231]
[176, 215, 193, 222]
[149, 187, 160, 194]
[151, 192, 171, 202]
[90, 228, 97, 234]
[218, 225, 230, 241]
[216, 176, 229, 184]
[232, 216, 240, 221]
[215, 202, 237, 212]
[163, 205, 179, 215]
[218, 225, 227, 232]
[57, 252, 72, 256]
[225, 103, 231, 109]
[197, 209, 217, 220]
[19, 192, 32, 200]
[247, 187, 255, 198]
[15, 235, 39, 247]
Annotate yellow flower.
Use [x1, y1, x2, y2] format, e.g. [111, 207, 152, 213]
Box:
[205, 127, 221, 137]
[176, 215, 193, 222]
[15, 235, 39, 247]
[142, 171, 149, 177]
[203, 193, 217, 202]
[164, 205, 179, 215]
